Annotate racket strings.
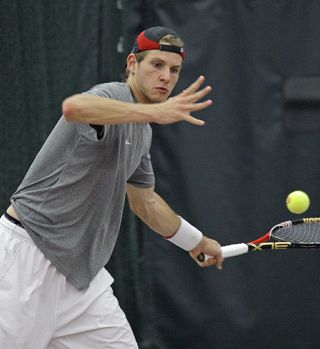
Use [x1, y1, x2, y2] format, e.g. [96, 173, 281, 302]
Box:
[272, 223, 320, 243]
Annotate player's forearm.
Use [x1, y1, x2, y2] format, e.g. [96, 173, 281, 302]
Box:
[62, 94, 156, 125]
[127, 187, 223, 268]
[131, 191, 181, 237]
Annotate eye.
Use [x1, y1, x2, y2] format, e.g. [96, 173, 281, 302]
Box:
[171, 67, 180, 74]
[152, 62, 163, 69]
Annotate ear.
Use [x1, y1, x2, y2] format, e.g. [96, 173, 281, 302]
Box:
[127, 53, 137, 74]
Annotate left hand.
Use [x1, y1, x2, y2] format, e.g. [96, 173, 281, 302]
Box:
[149, 75, 213, 126]
[189, 236, 223, 270]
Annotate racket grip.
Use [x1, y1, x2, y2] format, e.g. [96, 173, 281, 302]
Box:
[221, 243, 249, 258]
[197, 243, 249, 262]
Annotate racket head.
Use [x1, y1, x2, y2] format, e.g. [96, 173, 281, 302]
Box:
[270, 218, 320, 244]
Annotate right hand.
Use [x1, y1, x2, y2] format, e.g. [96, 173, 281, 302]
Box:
[189, 236, 224, 270]
[151, 75, 214, 126]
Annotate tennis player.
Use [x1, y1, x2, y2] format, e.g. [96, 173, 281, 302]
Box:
[0, 26, 223, 348]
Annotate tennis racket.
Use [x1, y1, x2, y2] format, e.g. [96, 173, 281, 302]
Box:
[198, 217, 320, 262]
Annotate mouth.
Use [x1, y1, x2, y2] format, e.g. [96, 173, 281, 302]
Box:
[155, 87, 169, 94]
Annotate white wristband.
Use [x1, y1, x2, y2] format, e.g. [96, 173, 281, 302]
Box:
[166, 217, 203, 251]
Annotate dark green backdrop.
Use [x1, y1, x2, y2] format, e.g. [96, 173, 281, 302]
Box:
[1, 1, 320, 348]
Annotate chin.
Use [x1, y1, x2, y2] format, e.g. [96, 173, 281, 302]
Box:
[143, 90, 171, 103]
[151, 94, 169, 103]
[153, 97, 167, 103]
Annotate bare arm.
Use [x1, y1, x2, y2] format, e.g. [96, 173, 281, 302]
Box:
[126, 184, 223, 269]
[62, 76, 213, 126]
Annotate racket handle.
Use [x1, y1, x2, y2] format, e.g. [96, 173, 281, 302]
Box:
[221, 243, 249, 258]
[197, 243, 249, 262]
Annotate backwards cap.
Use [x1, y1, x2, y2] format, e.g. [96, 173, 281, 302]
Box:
[131, 26, 184, 59]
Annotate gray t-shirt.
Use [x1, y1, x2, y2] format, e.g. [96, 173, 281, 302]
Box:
[11, 82, 154, 290]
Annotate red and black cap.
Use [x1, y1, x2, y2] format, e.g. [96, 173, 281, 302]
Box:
[131, 26, 184, 59]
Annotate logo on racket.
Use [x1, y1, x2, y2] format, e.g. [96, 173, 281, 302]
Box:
[249, 242, 292, 251]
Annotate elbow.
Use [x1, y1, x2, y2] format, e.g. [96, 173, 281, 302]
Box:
[62, 95, 82, 122]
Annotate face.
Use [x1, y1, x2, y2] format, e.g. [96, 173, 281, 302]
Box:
[127, 50, 182, 103]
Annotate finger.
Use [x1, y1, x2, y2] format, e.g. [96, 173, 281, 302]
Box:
[215, 255, 224, 270]
[184, 115, 206, 126]
[200, 256, 219, 267]
[190, 85, 212, 102]
[181, 85, 212, 104]
[186, 99, 213, 113]
[216, 260, 223, 270]
[199, 254, 223, 269]
[206, 257, 218, 267]
[180, 75, 206, 96]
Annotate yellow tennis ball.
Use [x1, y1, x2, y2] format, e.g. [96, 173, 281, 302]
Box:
[286, 190, 310, 214]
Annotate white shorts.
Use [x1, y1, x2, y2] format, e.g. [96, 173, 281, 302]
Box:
[0, 215, 138, 349]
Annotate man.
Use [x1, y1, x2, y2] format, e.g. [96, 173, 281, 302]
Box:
[1, 26, 223, 348]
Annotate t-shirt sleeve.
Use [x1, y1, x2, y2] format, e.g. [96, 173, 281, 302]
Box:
[127, 152, 155, 188]
[84, 84, 113, 98]
[77, 84, 114, 141]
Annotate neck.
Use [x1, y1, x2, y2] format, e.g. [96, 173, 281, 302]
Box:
[126, 76, 149, 104]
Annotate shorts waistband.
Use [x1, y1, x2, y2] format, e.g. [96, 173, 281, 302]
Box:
[0, 214, 31, 240]
[4, 212, 23, 228]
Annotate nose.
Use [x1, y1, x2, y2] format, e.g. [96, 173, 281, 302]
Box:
[159, 67, 171, 82]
